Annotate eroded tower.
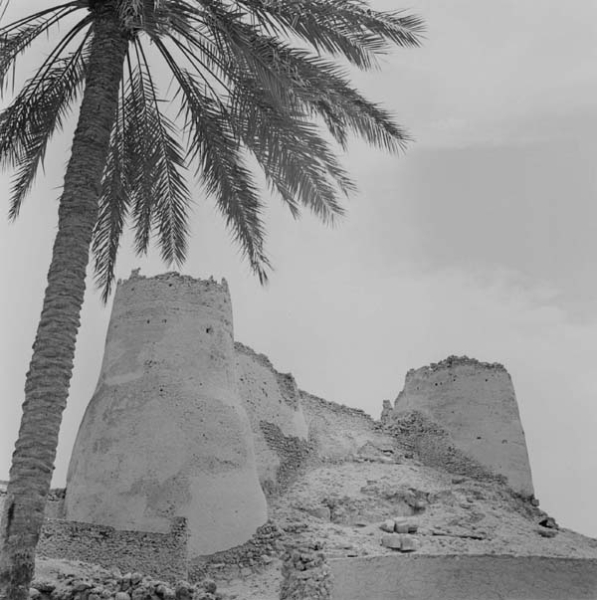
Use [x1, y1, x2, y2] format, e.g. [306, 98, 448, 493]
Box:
[66, 271, 267, 556]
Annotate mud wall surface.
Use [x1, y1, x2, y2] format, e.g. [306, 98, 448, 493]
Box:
[235, 342, 310, 493]
[301, 392, 394, 461]
[330, 555, 597, 600]
[66, 272, 267, 557]
[391, 356, 534, 497]
[38, 517, 188, 582]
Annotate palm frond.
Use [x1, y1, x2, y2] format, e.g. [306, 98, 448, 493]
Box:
[206, 0, 424, 70]
[92, 99, 130, 302]
[231, 77, 354, 222]
[166, 24, 352, 222]
[276, 49, 410, 152]
[93, 39, 192, 298]
[0, 24, 90, 220]
[121, 56, 154, 256]
[322, 82, 410, 153]
[132, 40, 191, 265]
[184, 3, 294, 109]
[203, 25, 410, 155]
[167, 0, 413, 153]
[0, 0, 11, 24]
[156, 38, 270, 281]
[0, 2, 82, 93]
[0, 0, 423, 290]
[169, 7, 400, 153]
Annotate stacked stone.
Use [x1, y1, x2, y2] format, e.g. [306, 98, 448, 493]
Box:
[379, 518, 420, 552]
[389, 411, 506, 485]
[192, 521, 284, 580]
[279, 540, 333, 600]
[259, 422, 313, 495]
[29, 570, 223, 600]
[389, 410, 449, 448]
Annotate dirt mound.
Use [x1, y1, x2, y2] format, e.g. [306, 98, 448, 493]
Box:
[31, 455, 597, 600]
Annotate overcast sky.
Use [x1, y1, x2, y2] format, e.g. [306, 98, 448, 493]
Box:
[2, 0, 597, 539]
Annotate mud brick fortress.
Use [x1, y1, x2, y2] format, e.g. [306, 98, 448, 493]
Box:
[5, 271, 596, 600]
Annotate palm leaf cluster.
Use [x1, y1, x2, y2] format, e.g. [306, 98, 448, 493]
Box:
[0, 0, 424, 298]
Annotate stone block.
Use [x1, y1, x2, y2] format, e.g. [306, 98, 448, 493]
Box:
[380, 534, 403, 550]
[379, 520, 395, 533]
[394, 521, 410, 534]
[399, 535, 419, 552]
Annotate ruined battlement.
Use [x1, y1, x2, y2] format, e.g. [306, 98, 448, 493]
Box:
[122, 268, 229, 291]
[112, 270, 232, 330]
[404, 355, 508, 381]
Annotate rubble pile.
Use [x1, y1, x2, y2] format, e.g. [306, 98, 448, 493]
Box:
[279, 540, 333, 600]
[29, 570, 223, 600]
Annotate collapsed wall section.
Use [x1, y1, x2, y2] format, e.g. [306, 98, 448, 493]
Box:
[301, 392, 395, 461]
[66, 272, 267, 557]
[235, 342, 311, 494]
[280, 539, 333, 600]
[389, 356, 534, 497]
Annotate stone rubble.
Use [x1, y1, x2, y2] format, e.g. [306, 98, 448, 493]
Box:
[29, 570, 225, 600]
[279, 540, 333, 600]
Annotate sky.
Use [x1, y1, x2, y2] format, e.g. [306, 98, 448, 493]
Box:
[1, 0, 597, 538]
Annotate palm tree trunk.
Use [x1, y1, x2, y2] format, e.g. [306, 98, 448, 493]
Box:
[0, 10, 128, 600]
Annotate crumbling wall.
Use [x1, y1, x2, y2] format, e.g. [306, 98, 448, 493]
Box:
[189, 521, 284, 581]
[301, 392, 395, 462]
[37, 517, 188, 582]
[280, 539, 333, 600]
[66, 272, 267, 557]
[389, 356, 534, 497]
[235, 343, 310, 494]
[390, 411, 508, 485]
[258, 422, 312, 495]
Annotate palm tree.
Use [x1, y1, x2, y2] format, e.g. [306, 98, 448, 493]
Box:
[0, 0, 423, 597]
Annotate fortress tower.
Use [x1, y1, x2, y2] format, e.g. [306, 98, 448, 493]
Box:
[390, 356, 534, 497]
[66, 271, 267, 556]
